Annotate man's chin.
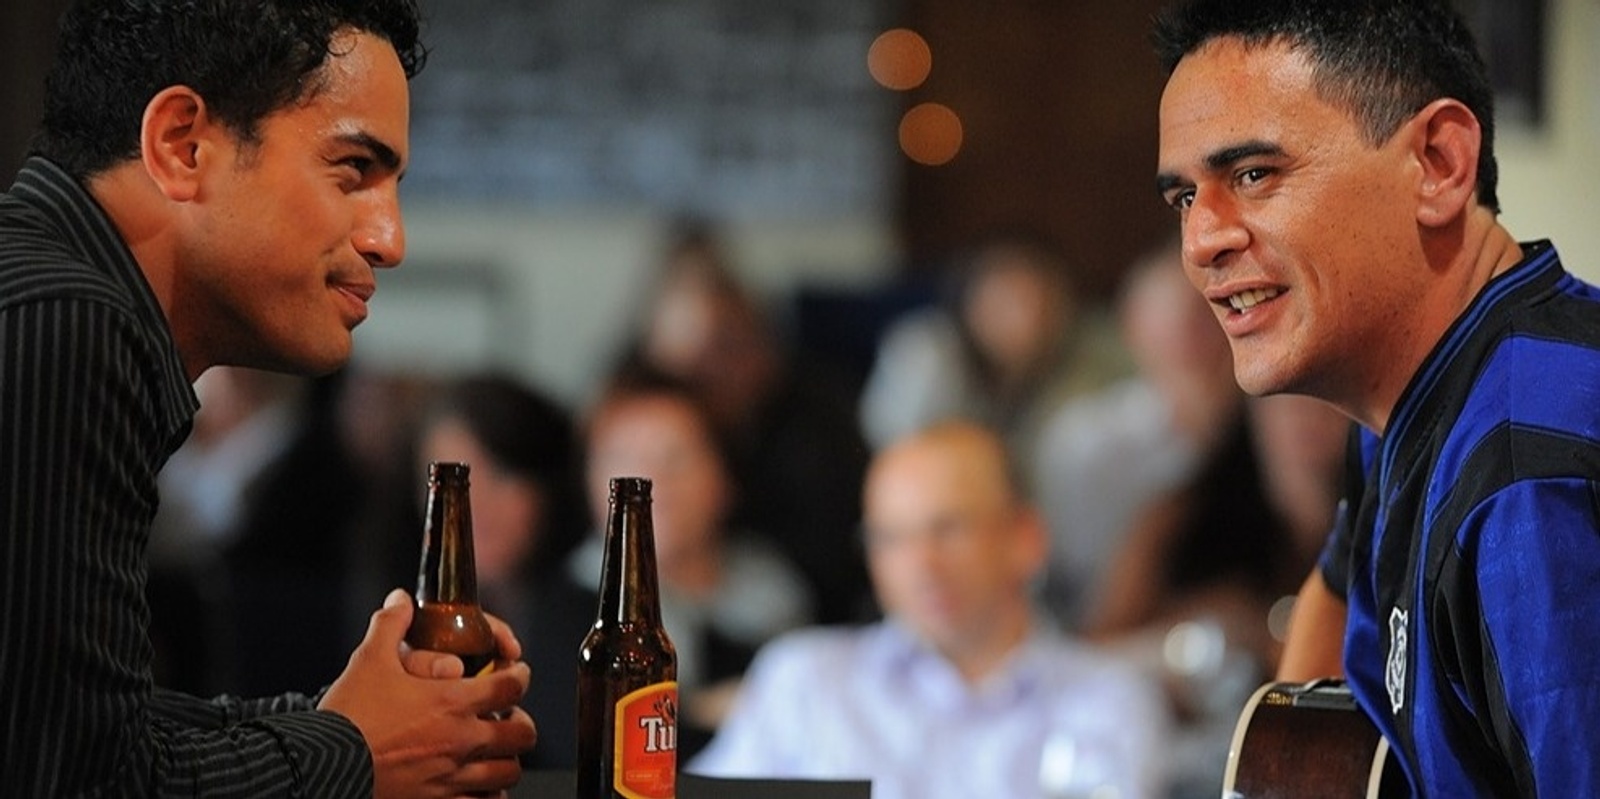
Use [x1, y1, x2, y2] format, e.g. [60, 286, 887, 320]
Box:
[252, 335, 353, 377]
[906, 612, 964, 643]
[1233, 359, 1293, 398]
[307, 344, 355, 376]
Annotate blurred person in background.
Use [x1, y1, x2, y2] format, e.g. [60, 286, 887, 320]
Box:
[1033, 237, 1241, 628]
[858, 232, 1129, 467]
[147, 366, 311, 694]
[1083, 393, 1349, 796]
[628, 219, 873, 625]
[414, 373, 595, 770]
[149, 367, 365, 698]
[570, 365, 816, 758]
[336, 365, 445, 621]
[689, 421, 1169, 799]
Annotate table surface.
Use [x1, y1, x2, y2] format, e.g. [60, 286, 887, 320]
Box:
[513, 770, 872, 798]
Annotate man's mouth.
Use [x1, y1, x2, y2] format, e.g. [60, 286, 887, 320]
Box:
[337, 281, 376, 303]
[334, 281, 376, 326]
[1227, 287, 1282, 312]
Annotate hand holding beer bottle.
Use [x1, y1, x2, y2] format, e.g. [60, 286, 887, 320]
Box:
[317, 459, 535, 797]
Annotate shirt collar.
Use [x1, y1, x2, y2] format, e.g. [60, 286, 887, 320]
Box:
[8, 157, 199, 431]
[1380, 240, 1562, 474]
[10, 158, 174, 341]
[871, 616, 1061, 712]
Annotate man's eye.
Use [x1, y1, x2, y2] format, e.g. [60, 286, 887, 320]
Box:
[1238, 167, 1272, 187]
[1168, 189, 1195, 212]
[334, 157, 376, 191]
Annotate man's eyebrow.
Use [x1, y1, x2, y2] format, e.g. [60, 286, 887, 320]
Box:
[1204, 139, 1285, 172]
[1155, 139, 1285, 198]
[1155, 171, 1187, 196]
[337, 131, 403, 173]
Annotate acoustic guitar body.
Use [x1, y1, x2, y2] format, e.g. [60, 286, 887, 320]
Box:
[1222, 680, 1407, 799]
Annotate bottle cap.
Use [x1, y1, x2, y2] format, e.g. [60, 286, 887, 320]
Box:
[430, 461, 471, 483]
[610, 476, 652, 500]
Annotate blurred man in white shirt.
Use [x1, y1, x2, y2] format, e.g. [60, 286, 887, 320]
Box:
[689, 421, 1170, 799]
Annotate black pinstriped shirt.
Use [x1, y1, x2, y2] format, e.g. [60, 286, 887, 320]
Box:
[0, 158, 372, 796]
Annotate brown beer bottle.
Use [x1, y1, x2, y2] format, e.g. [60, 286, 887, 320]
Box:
[406, 461, 498, 676]
[577, 476, 678, 799]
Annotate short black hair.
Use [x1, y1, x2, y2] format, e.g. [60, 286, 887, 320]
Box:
[1152, 0, 1500, 212]
[34, 0, 428, 179]
[422, 373, 589, 575]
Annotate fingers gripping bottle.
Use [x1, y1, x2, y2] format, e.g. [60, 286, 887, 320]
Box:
[577, 477, 678, 799]
[406, 461, 498, 676]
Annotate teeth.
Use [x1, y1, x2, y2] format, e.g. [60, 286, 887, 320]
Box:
[1228, 287, 1281, 311]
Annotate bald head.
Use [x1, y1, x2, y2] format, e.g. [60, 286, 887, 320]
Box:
[867, 421, 1023, 514]
[863, 422, 1045, 671]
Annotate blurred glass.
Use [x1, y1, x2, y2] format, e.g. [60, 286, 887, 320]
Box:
[1039, 730, 1123, 799]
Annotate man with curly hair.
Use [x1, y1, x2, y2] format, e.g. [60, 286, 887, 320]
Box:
[0, 1, 537, 795]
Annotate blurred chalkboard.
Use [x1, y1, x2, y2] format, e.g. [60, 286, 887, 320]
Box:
[406, 0, 901, 217]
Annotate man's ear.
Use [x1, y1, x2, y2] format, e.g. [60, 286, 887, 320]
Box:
[139, 85, 216, 203]
[1409, 97, 1482, 229]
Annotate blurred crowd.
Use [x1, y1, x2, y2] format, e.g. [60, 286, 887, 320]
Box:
[146, 221, 1350, 797]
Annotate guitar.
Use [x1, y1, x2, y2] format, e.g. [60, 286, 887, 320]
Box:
[1222, 679, 1407, 799]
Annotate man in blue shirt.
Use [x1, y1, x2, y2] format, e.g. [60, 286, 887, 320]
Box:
[688, 421, 1169, 799]
[1154, 0, 1600, 795]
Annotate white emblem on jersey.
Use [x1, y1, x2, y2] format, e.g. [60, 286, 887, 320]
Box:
[1387, 606, 1408, 715]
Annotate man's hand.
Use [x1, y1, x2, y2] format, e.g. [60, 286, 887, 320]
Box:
[400, 606, 526, 681]
[320, 590, 538, 799]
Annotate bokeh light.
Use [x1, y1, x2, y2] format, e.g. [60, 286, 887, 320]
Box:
[899, 102, 963, 166]
[867, 28, 932, 91]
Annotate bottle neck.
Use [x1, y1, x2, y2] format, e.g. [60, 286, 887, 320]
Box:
[597, 478, 663, 625]
[417, 463, 479, 605]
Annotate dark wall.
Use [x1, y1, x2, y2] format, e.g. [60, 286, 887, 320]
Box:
[899, 0, 1176, 299]
[0, 0, 70, 181]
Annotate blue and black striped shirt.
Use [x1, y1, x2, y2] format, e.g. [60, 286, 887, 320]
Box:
[1324, 241, 1600, 797]
[0, 158, 372, 796]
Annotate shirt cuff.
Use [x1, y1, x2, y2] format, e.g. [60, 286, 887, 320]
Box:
[254, 709, 374, 797]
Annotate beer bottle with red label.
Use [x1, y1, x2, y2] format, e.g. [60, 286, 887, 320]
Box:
[406, 461, 498, 676]
[577, 476, 678, 799]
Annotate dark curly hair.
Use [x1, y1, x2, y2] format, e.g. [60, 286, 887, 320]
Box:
[33, 0, 428, 179]
[1152, 0, 1500, 213]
